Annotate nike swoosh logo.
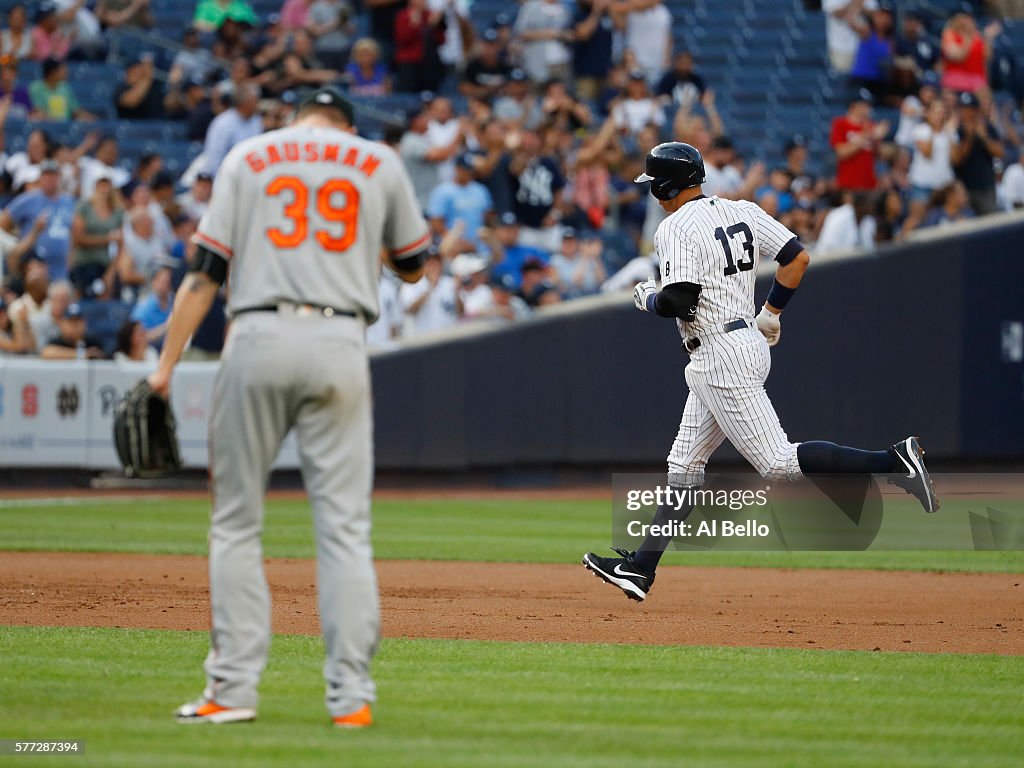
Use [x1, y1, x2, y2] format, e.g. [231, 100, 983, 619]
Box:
[613, 563, 646, 580]
[896, 449, 917, 478]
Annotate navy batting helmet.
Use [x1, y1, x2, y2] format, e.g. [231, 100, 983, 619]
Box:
[635, 142, 706, 201]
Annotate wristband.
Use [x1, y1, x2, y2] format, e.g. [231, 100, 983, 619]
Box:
[645, 292, 657, 313]
[766, 279, 796, 311]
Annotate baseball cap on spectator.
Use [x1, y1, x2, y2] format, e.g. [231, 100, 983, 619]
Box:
[498, 212, 518, 227]
[151, 170, 175, 190]
[850, 88, 873, 106]
[509, 69, 528, 83]
[561, 227, 577, 240]
[578, 229, 600, 241]
[455, 154, 475, 170]
[494, 13, 512, 28]
[264, 13, 281, 27]
[65, 303, 84, 321]
[451, 253, 489, 278]
[521, 257, 545, 274]
[784, 135, 806, 154]
[921, 71, 940, 88]
[628, 69, 647, 81]
[196, 171, 213, 183]
[39, 159, 59, 174]
[418, 90, 435, 104]
[482, 29, 499, 43]
[279, 89, 298, 105]
[34, 2, 57, 23]
[958, 91, 980, 109]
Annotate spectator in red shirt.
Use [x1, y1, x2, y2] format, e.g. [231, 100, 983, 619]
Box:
[393, 0, 445, 93]
[940, 13, 1000, 94]
[830, 91, 890, 191]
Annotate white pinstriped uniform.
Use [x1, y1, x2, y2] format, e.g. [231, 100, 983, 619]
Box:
[655, 196, 804, 484]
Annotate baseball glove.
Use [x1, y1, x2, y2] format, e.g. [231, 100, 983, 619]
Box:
[113, 379, 183, 477]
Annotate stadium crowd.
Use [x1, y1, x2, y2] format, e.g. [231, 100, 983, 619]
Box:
[1, 0, 1023, 355]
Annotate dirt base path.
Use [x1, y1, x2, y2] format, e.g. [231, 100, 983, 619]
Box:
[2, 552, 1021, 654]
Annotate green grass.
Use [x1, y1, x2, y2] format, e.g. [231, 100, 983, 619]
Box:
[0, 496, 1022, 572]
[1, 626, 1021, 768]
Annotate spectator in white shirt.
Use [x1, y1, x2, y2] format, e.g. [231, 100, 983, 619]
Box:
[612, 70, 665, 136]
[702, 135, 764, 201]
[1000, 147, 1024, 210]
[366, 269, 403, 348]
[175, 172, 213, 221]
[822, 0, 877, 73]
[514, 0, 571, 84]
[399, 250, 462, 336]
[906, 101, 955, 230]
[816, 192, 877, 255]
[78, 135, 131, 199]
[616, 0, 673, 84]
[202, 83, 263, 176]
[425, 97, 462, 184]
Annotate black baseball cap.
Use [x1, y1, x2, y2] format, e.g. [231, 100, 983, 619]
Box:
[483, 28, 499, 43]
[509, 69, 528, 83]
[958, 91, 980, 109]
[65, 302, 84, 320]
[784, 135, 806, 154]
[711, 135, 734, 150]
[850, 88, 874, 105]
[298, 86, 355, 124]
[498, 212, 518, 226]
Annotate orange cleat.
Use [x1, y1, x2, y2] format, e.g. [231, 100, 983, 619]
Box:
[332, 704, 373, 728]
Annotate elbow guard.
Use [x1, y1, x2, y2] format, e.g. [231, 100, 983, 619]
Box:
[654, 281, 702, 321]
[392, 247, 426, 274]
[190, 244, 229, 285]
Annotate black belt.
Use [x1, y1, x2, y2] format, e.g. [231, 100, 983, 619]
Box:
[683, 319, 750, 353]
[233, 303, 359, 319]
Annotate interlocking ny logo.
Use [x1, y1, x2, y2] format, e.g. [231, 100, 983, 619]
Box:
[57, 384, 80, 418]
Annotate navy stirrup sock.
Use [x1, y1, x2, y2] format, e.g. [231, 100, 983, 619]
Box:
[797, 441, 897, 475]
[633, 489, 696, 573]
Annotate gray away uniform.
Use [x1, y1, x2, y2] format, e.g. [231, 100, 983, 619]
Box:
[193, 124, 430, 716]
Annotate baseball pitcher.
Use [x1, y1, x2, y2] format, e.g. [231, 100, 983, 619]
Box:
[148, 87, 430, 726]
[583, 142, 938, 602]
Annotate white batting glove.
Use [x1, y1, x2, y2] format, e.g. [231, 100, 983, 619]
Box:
[633, 275, 657, 312]
[755, 306, 781, 347]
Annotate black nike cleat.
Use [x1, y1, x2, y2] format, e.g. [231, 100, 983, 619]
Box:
[582, 548, 655, 601]
[887, 436, 939, 513]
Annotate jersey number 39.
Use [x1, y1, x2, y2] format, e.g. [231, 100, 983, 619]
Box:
[265, 175, 359, 252]
[714, 223, 754, 276]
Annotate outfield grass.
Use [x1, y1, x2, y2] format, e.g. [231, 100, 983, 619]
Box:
[0, 496, 1022, 572]
[0, 626, 1021, 768]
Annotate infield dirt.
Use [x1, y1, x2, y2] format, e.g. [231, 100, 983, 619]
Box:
[1, 552, 1021, 655]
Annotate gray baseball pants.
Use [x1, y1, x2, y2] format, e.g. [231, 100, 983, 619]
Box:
[202, 309, 379, 717]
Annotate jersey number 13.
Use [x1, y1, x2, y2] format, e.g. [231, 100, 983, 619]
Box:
[265, 175, 360, 252]
[714, 223, 754, 276]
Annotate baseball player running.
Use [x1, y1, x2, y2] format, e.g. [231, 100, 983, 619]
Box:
[148, 87, 430, 725]
[583, 142, 938, 602]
